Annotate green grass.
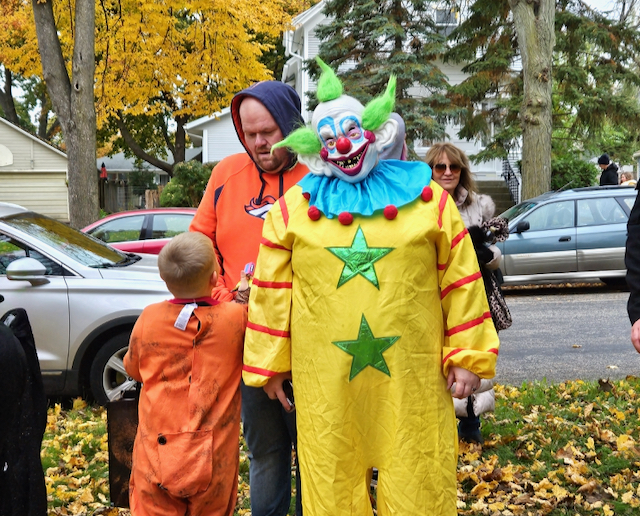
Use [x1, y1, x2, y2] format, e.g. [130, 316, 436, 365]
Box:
[42, 378, 640, 515]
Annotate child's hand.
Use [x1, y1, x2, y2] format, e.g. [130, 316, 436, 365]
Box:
[447, 366, 481, 399]
[238, 270, 250, 291]
[264, 372, 294, 412]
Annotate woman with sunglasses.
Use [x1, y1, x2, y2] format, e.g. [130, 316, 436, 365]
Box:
[425, 142, 501, 445]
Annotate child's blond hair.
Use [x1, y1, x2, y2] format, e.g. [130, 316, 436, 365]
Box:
[158, 232, 217, 298]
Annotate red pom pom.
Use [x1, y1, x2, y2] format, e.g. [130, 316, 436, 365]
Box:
[383, 205, 398, 220]
[308, 206, 321, 221]
[303, 192, 310, 200]
[421, 186, 433, 202]
[338, 212, 353, 225]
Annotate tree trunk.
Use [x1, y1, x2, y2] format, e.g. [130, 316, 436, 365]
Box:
[0, 68, 20, 126]
[32, 0, 98, 228]
[509, 0, 555, 200]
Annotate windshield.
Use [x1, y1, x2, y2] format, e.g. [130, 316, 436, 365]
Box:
[2, 212, 131, 268]
[500, 201, 538, 222]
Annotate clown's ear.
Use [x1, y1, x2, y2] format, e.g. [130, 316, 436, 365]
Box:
[299, 153, 333, 177]
[374, 117, 399, 152]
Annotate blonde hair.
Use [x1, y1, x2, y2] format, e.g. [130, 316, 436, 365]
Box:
[158, 232, 217, 298]
[424, 142, 477, 208]
[620, 171, 634, 182]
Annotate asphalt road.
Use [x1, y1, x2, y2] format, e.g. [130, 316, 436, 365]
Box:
[495, 284, 640, 386]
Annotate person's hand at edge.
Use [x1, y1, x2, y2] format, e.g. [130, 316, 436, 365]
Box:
[447, 366, 481, 399]
[631, 319, 640, 353]
[264, 371, 294, 411]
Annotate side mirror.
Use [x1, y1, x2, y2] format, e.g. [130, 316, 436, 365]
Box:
[516, 220, 530, 234]
[6, 257, 49, 286]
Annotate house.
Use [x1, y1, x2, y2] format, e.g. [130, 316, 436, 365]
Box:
[0, 117, 69, 222]
[184, 108, 245, 164]
[97, 146, 203, 185]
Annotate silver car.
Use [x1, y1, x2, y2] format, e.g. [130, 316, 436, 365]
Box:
[0, 202, 170, 404]
[496, 186, 637, 286]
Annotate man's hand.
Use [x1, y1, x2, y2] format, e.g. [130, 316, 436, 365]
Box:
[264, 372, 294, 411]
[631, 320, 640, 353]
[447, 366, 481, 399]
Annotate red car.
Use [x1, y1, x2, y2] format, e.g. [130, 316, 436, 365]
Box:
[82, 208, 197, 254]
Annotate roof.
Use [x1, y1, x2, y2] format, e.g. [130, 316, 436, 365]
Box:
[0, 117, 67, 159]
[97, 147, 202, 173]
[185, 107, 232, 136]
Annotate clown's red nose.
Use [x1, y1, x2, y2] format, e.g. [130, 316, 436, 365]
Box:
[336, 137, 352, 154]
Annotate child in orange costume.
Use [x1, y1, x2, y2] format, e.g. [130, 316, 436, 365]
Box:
[123, 232, 247, 516]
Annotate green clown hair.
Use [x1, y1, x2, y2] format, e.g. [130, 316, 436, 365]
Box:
[362, 75, 397, 131]
[316, 57, 343, 102]
[271, 126, 322, 155]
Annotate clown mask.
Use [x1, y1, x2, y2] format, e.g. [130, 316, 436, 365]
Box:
[307, 96, 398, 183]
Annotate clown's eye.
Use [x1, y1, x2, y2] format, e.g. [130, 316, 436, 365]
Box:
[325, 138, 336, 149]
[348, 128, 362, 140]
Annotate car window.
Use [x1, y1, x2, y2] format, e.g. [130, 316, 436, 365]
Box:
[2, 212, 128, 268]
[151, 214, 193, 240]
[524, 201, 574, 231]
[0, 233, 66, 276]
[577, 197, 627, 226]
[89, 215, 145, 243]
[500, 201, 538, 221]
[621, 196, 636, 212]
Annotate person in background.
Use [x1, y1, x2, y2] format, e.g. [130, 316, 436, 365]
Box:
[598, 153, 619, 186]
[620, 171, 637, 187]
[426, 142, 501, 445]
[189, 80, 307, 516]
[123, 232, 246, 516]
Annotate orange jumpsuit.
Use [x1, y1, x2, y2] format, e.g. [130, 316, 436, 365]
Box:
[123, 298, 247, 516]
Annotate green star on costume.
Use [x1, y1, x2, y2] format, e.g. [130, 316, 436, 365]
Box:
[326, 226, 394, 288]
[333, 314, 399, 381]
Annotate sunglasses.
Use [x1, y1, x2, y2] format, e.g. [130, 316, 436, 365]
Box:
[434, 163, 462, 173]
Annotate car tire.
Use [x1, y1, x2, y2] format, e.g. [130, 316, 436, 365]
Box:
[600, 277, 629, 290]
[89, 332, 137, 405]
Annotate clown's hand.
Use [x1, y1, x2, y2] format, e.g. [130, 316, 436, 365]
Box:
[447, 366, 481, 399]
[264, 372, 294, 412]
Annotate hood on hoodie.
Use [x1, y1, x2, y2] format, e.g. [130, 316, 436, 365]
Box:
[231, 81, 304, 165]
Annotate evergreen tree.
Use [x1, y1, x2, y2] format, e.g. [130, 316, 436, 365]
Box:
[313, 0, 460, 152]
[446, 0, 640, 192]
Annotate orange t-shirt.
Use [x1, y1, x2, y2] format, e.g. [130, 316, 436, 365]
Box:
[190, 153, 308, 301]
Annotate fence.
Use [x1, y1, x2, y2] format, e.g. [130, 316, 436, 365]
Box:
[99, 182, 163, 213]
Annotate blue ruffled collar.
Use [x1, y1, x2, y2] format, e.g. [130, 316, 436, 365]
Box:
[298, 160, 432, 218]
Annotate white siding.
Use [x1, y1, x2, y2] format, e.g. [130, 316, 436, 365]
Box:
[204, 115, 245, 163]
[0, 172, 69, 221]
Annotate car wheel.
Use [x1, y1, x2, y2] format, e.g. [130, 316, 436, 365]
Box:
[89, 332, 137, 405]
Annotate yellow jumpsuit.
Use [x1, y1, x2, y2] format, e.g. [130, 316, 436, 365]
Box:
[124, 299, 246, 516]
[243, 180, 499, 515]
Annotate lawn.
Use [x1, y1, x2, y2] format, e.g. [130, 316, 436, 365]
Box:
[42, 377, 640, 515]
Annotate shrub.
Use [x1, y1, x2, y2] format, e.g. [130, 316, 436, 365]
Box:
[551, 156, 598, 191]
[160, 161, 216, 207]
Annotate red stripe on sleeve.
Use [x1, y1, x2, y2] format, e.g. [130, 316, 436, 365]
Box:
[437, 263, 447, 270]
[279, 197, 289, 228]
[247, 321, 291, 338]
[437, 191, 448, 229]
[253, 278, 292, 289]
[445, 311, 493, 336]
[442, 342, 500, 365]
[440, 271, 482, 299]
[242, 364, 279, 377]
[451, 228, 468, 249]
[260, 237, 290, 251]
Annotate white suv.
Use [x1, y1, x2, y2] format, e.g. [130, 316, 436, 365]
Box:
[0, 202, 170, 404]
